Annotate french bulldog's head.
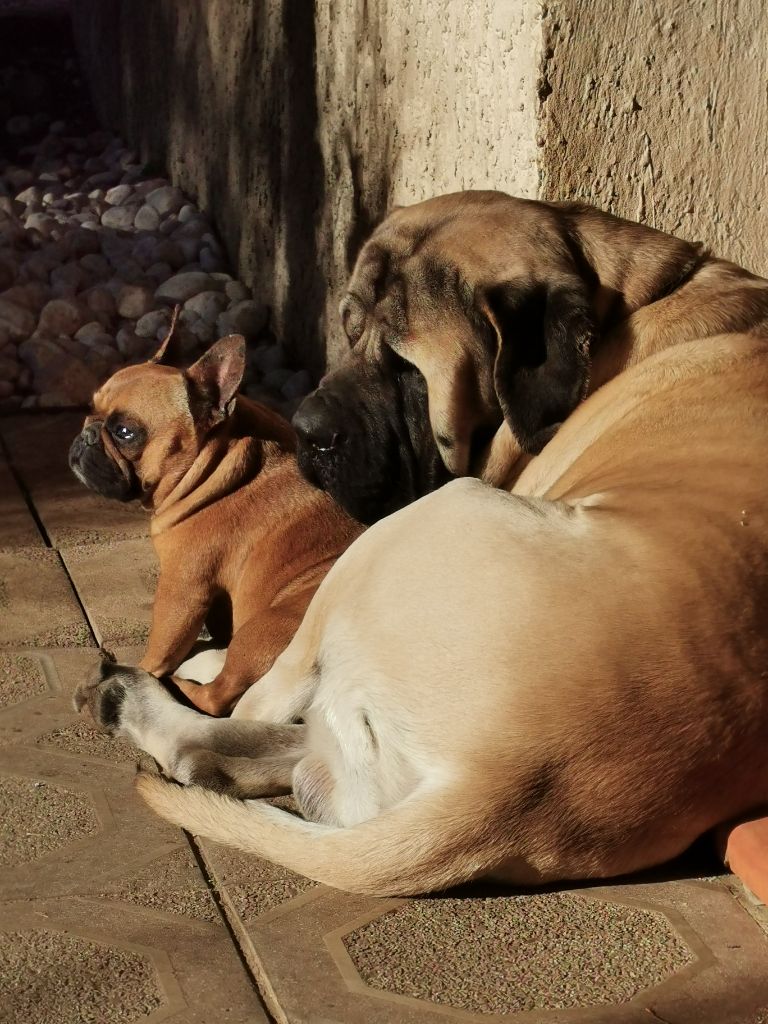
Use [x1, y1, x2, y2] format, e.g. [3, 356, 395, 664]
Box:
[69, 328, 246, 507]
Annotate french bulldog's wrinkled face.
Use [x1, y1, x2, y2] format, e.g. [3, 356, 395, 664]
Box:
[69, 335, 246, 506]
[69, 361, 197, 503]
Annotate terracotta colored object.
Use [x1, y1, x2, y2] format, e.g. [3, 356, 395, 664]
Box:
[717, 813, 768, 905]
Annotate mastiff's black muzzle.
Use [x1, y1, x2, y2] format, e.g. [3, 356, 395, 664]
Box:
[292, 353, 449, 525]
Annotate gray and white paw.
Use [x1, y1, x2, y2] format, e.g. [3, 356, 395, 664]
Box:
[73, 658, 154, 736]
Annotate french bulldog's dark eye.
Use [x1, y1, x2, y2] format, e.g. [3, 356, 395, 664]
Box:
[111, 424, 135, 443]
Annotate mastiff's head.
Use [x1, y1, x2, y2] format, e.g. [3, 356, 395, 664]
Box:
[293, 191, 703, 523]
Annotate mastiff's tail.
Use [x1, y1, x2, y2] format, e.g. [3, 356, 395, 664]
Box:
[135, 772, 515, 896]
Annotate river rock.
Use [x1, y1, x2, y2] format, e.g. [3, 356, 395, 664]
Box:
[50, 263, 87, 295]
[262, 367, 294, 392]
[184, 290, 227, 325]
[64, 227, 101, 258]
[145, 261, 172, 282]
[25, 212, 56, 238]
[146, 185, 184, 217]
[16, 185, 42, 206]
[155, 271, 218, 304]
[75, 321, 108, 343]
[116, 284, 155, 319]
[135, 309, 170, 338]
[134, 204, 160, 232]
[225, 280, 249, 303]
[83, 285, 117, 323]
[0, 286, 35, 312]
[217, 300, 268, 339]
[0, 299, 35, 341]
[38, 297, 83, 336]
[101, 206, 136, 231]
[116, 326, 148, 358]
[0, 355, 20, 381]
[248, 342, 286, 374]
[104, 183, 134, 206]
[151, 239, 185, 269]
[79, 253, 110, 278]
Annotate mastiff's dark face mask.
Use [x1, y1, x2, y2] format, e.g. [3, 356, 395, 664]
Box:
[292, 350, 449, 525]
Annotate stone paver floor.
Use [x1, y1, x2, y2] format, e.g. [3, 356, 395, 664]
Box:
[1, 412, 768, 1024]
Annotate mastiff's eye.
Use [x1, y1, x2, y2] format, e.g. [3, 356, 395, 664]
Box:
[111, 423, 135, 443]
[340, 295, 366, 345]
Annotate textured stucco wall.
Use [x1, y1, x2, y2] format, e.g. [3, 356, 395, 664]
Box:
[72, 0, 768, 372]
[313, 1, 540, 366]
[71, 0, 540, 374]
[539, 0, 768, 276]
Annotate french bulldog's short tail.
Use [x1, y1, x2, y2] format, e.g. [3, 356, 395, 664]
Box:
[135, 773, 512, 896]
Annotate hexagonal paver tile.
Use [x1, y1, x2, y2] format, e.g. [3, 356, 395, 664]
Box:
[0, 652, 51, 708]
[98, 848, 221, 924]
[199, 839, 319, 923]
[0, 929, 164, 1023]
[0, 775, 100, 865]
[216, 874, 768, 1024]
[0, 414, 148, 547]
[0, 649, 142, 752]
[60, 539, 157, 647]
[35, 720, 140, 765]
[0, 899, 267, 1024]
[342, 892, 694, 1015]
[0, 549, 94, 648]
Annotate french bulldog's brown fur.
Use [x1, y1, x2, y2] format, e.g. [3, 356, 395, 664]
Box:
[71, 335, 362, 715]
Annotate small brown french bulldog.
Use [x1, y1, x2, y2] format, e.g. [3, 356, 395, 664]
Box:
[69, 325, 363, 715]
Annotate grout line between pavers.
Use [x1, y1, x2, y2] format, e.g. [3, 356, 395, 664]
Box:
[184, 831, 280, 1024]
[0, 431, 54, 548]
[54, 548, 101, 649]
[0, 432, 102, 648]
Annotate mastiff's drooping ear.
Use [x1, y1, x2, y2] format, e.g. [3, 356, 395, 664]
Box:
[185, 335, 246, 426]
[481, 277, 595, 454]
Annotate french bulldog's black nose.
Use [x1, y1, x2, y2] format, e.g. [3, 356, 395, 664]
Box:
[81, 422, 101, 446]
[292, 392, 344, 451]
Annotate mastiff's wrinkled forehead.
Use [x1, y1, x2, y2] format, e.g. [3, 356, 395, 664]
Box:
[292, 190, 702, 523]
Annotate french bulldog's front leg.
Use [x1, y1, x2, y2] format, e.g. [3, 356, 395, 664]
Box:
[140, 570, 210, 678]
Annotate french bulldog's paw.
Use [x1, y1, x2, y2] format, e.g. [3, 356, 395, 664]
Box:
[73, 660, 155, 735]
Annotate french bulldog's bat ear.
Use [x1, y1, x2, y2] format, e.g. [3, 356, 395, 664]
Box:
[150, 305, 183, 365]
[185, 334, 246, 420]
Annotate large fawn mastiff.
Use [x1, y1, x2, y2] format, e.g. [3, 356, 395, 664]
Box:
[77, 193, 768, 896]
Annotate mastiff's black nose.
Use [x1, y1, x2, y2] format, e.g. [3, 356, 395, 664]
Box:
[292, 392, 344, 452]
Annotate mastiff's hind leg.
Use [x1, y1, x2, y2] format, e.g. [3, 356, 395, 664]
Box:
[175, 743, 304, 798]
[74, 659, 306, 795]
